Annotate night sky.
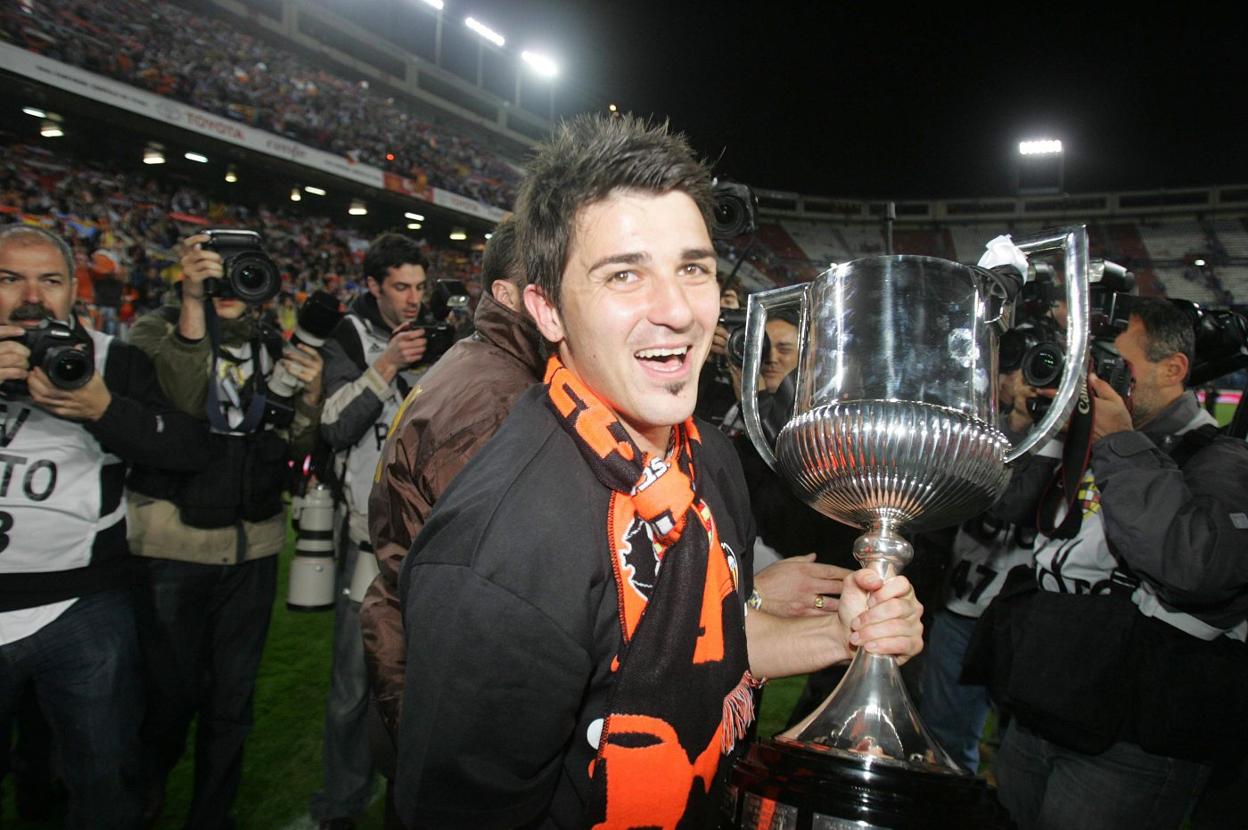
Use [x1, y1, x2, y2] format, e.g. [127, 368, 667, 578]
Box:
[460, 2, 1248, 199]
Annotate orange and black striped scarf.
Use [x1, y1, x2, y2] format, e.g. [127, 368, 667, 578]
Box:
[544, 355, 756, 829]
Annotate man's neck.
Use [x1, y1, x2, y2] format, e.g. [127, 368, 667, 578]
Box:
[1135, 386, 1188, 432]
[627, 424, 673, 459]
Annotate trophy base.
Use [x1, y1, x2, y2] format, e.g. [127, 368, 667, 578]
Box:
[723, 738, 1013, 830]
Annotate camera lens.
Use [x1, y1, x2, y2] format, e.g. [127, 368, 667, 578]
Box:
[713, 196, 752, 240]
[47, 347, 92, 390]
[238, 264, 265, 291]
[227, 253, 279, 304]
[1022, 343, 1065, 389]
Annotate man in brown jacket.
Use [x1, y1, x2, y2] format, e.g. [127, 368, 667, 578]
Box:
[363, 217, 543, 736]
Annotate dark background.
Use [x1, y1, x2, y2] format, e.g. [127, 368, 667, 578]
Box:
[451, 2, 1248, 198]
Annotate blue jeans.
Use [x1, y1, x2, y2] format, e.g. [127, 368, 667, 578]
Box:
[919, 610, 992, 773]
[0, 589, 143, 829]
[309, 530, 375, 820]
[135, 556, 277, 830]
[996, 720, 1210, 830]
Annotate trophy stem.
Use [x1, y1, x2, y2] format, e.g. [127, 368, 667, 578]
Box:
[775, 519, 963, 775]
[853, 516, 913, 577]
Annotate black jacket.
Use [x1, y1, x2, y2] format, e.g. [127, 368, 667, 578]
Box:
[395, 386, 755, 828]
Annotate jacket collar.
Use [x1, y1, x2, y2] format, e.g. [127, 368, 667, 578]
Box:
[471, 292, 545, 377]
[1140, 390, 1203, 442]
[349, 291, 396, 337]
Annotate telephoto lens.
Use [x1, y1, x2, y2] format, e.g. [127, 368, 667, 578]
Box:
[348, 546, 380, 604]
[268, 291, 343, 399]
[287, 483, 337, 611]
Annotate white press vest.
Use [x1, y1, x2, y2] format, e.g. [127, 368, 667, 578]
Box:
[339, 314, 419, 542]
[0, 330, 120, 577]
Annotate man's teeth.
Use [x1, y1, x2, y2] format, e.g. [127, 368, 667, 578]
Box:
[635, 347, 688, 359]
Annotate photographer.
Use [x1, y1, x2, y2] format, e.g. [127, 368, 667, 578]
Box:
[126, 231, 324, 830]
[970, 297, 1248, 829]
[311, 233, 428, 828]
[0, 225, 207, 827]
[694, 279, 744, 427]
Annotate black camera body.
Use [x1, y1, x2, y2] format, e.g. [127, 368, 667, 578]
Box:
[400, 279, 469, 368]
[0, 319, 95, 397]
[717, 306, 776, 371]
[1022, 338, 1133, 421]
[200, 229, 280, 305]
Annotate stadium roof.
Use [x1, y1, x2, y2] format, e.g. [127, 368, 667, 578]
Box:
[464, 1, 1248, 200]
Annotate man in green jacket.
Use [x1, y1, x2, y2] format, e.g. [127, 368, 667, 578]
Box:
[126, 232, 324, 830]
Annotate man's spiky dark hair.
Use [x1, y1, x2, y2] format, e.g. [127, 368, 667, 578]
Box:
[515, 114, 714, 308]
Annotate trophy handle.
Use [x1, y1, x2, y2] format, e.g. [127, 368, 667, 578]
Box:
[1004, 225, 1091, 464]
[742, 283, 810, 471]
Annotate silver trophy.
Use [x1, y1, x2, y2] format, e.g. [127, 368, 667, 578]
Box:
[739, 226, 1089, 780]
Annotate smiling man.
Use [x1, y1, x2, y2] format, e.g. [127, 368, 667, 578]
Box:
[393, 115, 924, 829]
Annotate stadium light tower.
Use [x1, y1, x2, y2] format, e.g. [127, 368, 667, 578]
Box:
[1019, 139, 1063, 156]
[1016, 136, 1065, 195]
[464, 17, 506, 87]
[516, 49, 559, 120]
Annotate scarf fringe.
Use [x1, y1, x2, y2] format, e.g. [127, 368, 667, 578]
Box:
[720, 670, 761, 754]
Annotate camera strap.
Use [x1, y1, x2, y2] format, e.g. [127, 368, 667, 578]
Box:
[1037, 374, 1096, 539]
[203, 300, 268, 434]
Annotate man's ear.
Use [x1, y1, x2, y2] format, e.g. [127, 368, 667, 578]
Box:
[365, 275, 382, 299]
[491, 279, 521, 312]
[1163, 351, 1190, 386]
[524, 284, 563, 344]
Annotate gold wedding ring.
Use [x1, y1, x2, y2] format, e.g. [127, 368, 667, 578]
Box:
[814, 594, 825, 610]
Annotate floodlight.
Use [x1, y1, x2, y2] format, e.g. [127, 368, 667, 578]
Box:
[484, 232, 493, 240]
[143, 144, 166, 164]
[521, 50, 558, 78]
[449, 228, 468, 241]
[225, 165, 238, 183]
[304, 186, 326, 196]
[465, 17, 505, 47]
[1194, 259, 1206, 267]
[22, 107, 46, 118]
[1019, 139, 1063, 156]
[405, 212, 425, 221]
[349, 200, 368, 216]
[184, 152, 209, 163]
[608, 104, 618, 113]
[40, 121, 63, 138]
[407, 223, 423, 230]
[290, 188, 301, 202]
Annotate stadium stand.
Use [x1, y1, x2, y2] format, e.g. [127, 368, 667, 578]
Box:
[782, 218, 852, 266]
[724, 216, 1248, 308]
[1137, 219, 1209, 262]
[0, 0, 525, 210]
[0, 136, 482, 331]
[891, 228, 952, 259]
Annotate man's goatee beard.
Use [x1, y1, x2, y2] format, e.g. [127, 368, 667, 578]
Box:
[664, 381, 686, 395]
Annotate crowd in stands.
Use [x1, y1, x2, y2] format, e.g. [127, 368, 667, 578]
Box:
[0, 137, 483, 334]
[727, 218, 1248, 306]
[0, 0, 525, 210]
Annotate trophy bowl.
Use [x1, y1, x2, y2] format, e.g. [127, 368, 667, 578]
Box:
[777, 400, 1012, 535]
